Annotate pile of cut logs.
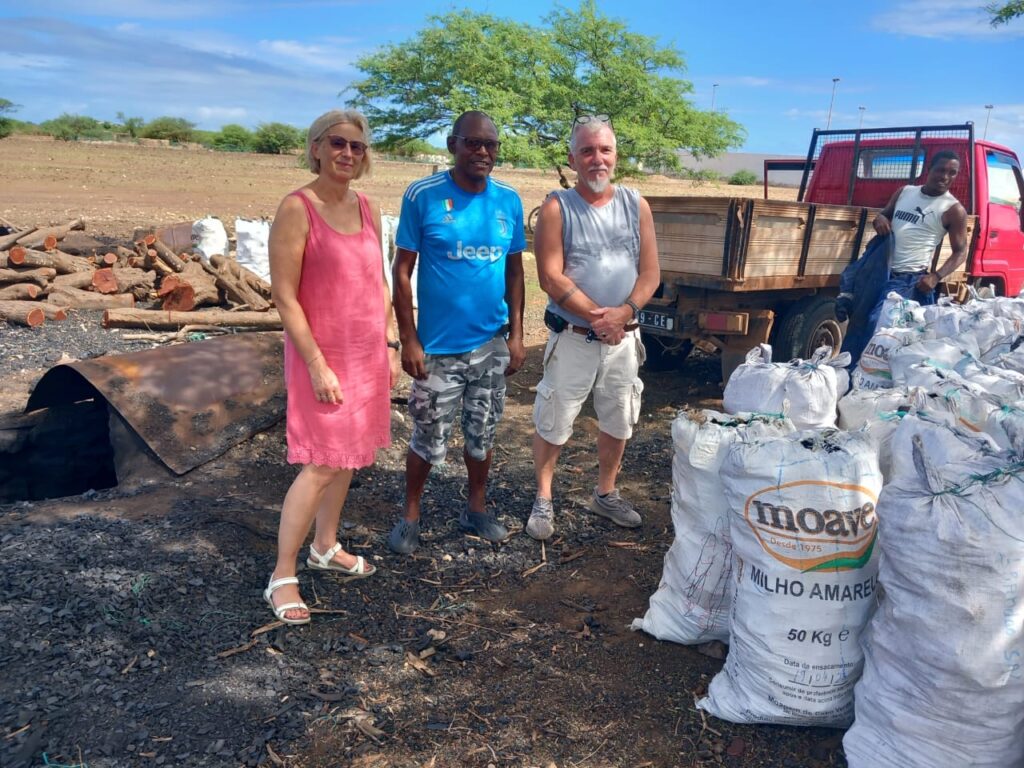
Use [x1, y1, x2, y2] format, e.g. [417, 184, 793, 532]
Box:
[0, 218, 281, 330]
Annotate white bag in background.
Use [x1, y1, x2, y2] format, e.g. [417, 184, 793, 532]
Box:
[192, 216, 230, 259]
[697, 429, 883, 727]
[723, 345, 844, 429]
[851, 327, 922, 391]
[843, 415, 1024, 768]
[631, 410, 795, 645]
[875, 291, 925, 331]
[898, 365, 1001, 434]
[235, 218, 271, 281]
[887, 337, 980, 383]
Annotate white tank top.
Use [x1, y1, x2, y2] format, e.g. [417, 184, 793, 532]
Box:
[889, 185, 958, 272]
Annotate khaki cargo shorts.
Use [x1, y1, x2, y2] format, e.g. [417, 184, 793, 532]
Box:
[532, 329, 645, 445]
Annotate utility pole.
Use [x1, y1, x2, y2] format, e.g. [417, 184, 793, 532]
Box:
[711, 83, 719, 113]
[858, 105, 866, 129]
[826, 77, 840, 130]
[984, 104, 994, 139]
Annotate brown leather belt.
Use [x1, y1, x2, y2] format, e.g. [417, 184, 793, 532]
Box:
[569, 323, 639, 335]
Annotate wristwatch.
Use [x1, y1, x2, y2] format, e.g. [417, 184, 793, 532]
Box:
[386, 340, 400, 350]
[624, 299, 641, 319]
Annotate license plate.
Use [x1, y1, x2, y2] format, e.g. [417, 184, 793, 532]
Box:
[638, 309, 675, 331]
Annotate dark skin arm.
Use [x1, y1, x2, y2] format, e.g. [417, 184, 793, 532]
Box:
[872, 187, 904, 236]
[917, 203, 969, 293]
[504, 251, 525, 375]
[393, 246, 427, 380]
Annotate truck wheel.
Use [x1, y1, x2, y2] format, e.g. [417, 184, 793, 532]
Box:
[641, 333, 692, 372]
[772, 296, 844, 361]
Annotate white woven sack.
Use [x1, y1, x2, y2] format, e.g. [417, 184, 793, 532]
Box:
[235, 218, 271, 281]
[851, 327, 922, 390]
[875, 291, 925, 331]
[888, 337, 980, 383]
[723, 345, 845, 429]
[632, 410, 795, 645]
[989, 346, 1024, 375]
[839, 387, 927, 482]
[899, 364, 1001, 434]
[192, 216, 229, 258]
[843, 415, 1024, 768]
[959, 358, 1024, 401]
[959, 313, 1022, 362]
[921, 296, 972, 339]
[837, 386, 920, 430]
[697, 430, 883, 726]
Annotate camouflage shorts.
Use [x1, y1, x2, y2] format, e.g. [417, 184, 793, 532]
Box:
[408, 336, 510, 464]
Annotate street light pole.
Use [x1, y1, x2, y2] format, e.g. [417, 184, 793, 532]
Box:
[826, 77, 840, 130]
[858, 105, 866, 129]
[984, 104, 994, 139]
[711, 83, 719, 112]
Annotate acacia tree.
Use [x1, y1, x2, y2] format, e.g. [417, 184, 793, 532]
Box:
[348, 2, 743, 178]
[988, 1, 1023, 25]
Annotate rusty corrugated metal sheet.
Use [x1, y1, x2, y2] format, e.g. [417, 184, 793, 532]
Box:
[25, 332, 285, 475]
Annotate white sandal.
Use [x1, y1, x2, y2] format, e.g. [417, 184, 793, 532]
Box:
[263, 574, 310, 625]
[306, 542, 377, 580]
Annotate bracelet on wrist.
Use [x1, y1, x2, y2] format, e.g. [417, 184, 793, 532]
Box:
[386, 339, 400, 350]
[624, 299, 640, 319]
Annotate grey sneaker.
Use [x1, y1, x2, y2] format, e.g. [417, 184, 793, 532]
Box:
[458, 508, 509, 543]
[526, 497, 555, 541]
[388, 518, 420, 554]
[589, 487, 642, 528]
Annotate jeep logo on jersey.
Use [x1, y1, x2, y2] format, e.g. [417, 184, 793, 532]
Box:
[744, 480, 878, 572]
[446, 241, 504, 262]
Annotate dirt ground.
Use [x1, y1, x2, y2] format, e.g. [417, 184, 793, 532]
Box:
[0, 137, 843, 768]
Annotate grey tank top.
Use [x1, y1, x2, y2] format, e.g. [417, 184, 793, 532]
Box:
[546, 185, 641, 328]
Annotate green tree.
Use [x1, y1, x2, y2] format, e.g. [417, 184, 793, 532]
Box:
[377, 136, 445, 158]
[141, 116, 195, 143]
[252, 122, 302, 154]
[988, 1, 1024, 25]
[348, 2, 743, 177]
[116, 111, 145, 138]
[0, 98, 18, 140]
[40, 113, 106, 141]
[212, 124, 255, 152]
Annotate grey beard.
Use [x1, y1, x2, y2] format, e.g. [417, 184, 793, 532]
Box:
[581, 173, 610, 194]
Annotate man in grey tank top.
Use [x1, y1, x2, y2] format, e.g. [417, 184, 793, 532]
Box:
[527, 116, 661, 541]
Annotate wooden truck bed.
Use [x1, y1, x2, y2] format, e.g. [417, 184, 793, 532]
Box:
[647, 196, 974, 292]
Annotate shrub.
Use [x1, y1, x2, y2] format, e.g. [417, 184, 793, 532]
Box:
[252, 122, 302, 154]
[40, 113, 107, 141]
[141, 116, 195, 143]
[212, 124, 254, 152]
[0, 98, 17, 140]
[728, 169, 759, 186]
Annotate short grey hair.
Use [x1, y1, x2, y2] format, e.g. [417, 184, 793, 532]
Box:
[306, 109, 372, 177]
[569, 121, 616, 154]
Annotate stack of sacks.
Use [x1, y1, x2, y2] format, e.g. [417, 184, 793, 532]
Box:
[887, 337, 980, 382]
[894, 365, 1002, 434]
[632, 410, 795, 645]
[723, 345, 850, 429]
[697, 429, 883, 726]
[843, 413, 1024, 768]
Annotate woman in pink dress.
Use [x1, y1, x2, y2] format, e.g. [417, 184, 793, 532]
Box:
[264, 109, 401, 624]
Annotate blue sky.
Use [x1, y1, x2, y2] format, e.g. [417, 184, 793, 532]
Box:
[0, 0, 1020, 156]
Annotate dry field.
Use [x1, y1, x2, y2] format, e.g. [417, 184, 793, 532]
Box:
[0, 135, 796, 239]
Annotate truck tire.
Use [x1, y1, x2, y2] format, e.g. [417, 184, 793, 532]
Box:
[772, 296, 845, 361]
[641, 332, 692, 372]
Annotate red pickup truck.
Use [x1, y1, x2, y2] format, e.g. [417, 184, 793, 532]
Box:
[639, 123, 1024, 376]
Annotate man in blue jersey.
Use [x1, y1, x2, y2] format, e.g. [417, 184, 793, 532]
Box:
[388, 111, 526, 555]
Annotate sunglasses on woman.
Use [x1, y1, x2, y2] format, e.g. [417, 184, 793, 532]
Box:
[323, 135, 368, 156]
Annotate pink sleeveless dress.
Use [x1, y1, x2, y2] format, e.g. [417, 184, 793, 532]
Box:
[284, 190, 390, 468]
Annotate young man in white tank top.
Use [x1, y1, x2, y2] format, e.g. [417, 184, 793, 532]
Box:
[863, 151, 969, 328]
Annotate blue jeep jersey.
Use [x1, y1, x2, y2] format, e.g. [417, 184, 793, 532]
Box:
[396, 171, 526, 355]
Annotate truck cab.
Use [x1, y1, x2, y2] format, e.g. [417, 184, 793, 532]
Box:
[803, 127, 1024, 295]
[639, 123, 1024, 378]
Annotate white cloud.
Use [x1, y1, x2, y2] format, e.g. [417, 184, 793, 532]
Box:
[871, 0, 1024, 39]
[196, 106, 250, 123]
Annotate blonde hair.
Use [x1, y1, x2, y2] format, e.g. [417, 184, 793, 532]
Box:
[306, 109, 372, 177]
